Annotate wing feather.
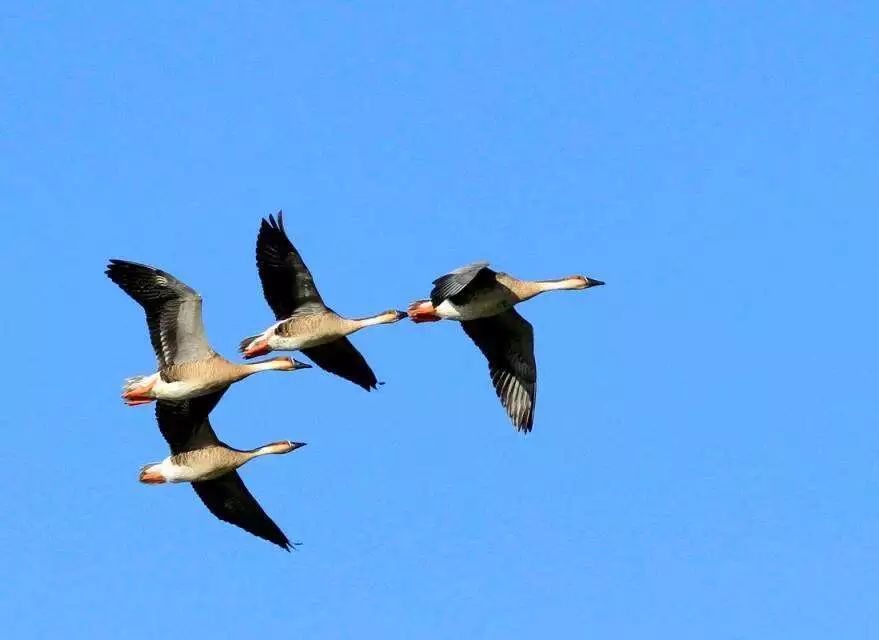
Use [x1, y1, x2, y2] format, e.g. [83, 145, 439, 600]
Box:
[429, 262, 494, 306]
[461, 309, 537, 432]
[255, 211, 324, 319]
[153, 391, 227, 455]
[301, 337, 379, 391]
[192, 472, 292, 551]
[106, 260, 213, 367]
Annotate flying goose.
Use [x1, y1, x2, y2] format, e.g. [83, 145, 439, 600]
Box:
[408, 262, 604, 432]
[106, 259, 311, 406]
[140, 390, 304, 550]
[239, 212, 405, 391]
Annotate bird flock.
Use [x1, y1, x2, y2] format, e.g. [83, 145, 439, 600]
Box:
[107, 211, 604, 550]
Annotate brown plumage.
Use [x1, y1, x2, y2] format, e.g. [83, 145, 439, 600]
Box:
[409, 262, 604, 432]
[106, 259, 311, 406]
[139, 391, 306, 551]
[239, 212, 405, 391]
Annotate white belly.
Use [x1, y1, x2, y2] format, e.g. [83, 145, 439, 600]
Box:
[168, 463, 232, 483]
[157, 453, 236, 483]
[436, 296, 514, 321]
[153, 378, 222, 401]
[268, 332, 336, 352]
[164, 463, 203, 483]
[146, 458, 205, 483]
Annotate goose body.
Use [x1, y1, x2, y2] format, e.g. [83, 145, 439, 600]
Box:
[106, 260, 310, 406]
[140, 390, 305, 550]
[239, 212, 405, 391]
[408, 262, 604, 432]
[141, 442, 304, 484]
[431, 281, 517, 320]
[246, 309, 402, 354]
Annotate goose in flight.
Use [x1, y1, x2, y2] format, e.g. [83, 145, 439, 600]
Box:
[106, 259, 311, 406]
[141, 390, 304, 550]
[240, 212, 405, 391]
[408, 262, 604, 432]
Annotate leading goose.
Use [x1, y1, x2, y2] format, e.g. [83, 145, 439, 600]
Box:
[106, 259, 311, 406]
[141, 390, 304, 550]
[408, 262, 604, 432]
[239, 212, 405, 391]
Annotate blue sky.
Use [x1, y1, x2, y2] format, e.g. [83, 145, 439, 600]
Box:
[1, 2, 876, 637]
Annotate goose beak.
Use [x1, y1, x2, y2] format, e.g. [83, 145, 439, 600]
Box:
[585, 277, 605, 287]
[394, 310, 407, 321]
[293, 361, 312, 370]
[290, 442, 307, 451]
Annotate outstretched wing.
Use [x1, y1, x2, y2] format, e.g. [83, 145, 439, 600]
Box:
[430, 261, 495, 306]
[154, 390, 227, 455]
[106, 259, 214, 367]
[461, 309, 537, 432]
[154, 390, 291, 550]
[192, 472, 292, 551]
[301, 337, 379, 391]
[256, 211, 324, 319]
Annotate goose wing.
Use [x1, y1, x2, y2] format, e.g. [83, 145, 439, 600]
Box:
[461, 309, 537, 432]
[106, 259, 214, 367]
[192, 472, 292, 551]
[430, 261, 495, 306]
[154, 392, 292, 550]
[256, 211, 324, 319]
[154, 391, 227, 455]
[301, 337, 379, 391]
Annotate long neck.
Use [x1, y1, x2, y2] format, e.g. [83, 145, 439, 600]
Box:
[517, 277, 585, 300]
[341, 311, 399, 335]
[241, 442, 290, 463]
[232, 358, 289, 380]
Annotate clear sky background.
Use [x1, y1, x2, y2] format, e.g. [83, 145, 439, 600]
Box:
[1, 2, 876, 638]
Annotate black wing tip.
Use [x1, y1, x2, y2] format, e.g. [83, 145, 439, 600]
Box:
[104, 258, 129, 277]
[106, 258, 151, 270]
[104, 260, 185, 302]
[261, 210, 285, 233]
[489, 369, 536, 435]
[104, 259, 158, 280]
[505, 391, 535, 433]
[257, 211, 292, 259]
[105, 259, 140, 286]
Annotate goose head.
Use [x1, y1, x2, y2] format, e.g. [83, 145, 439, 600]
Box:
[386, 310, 408, 322]
[269, 440, 307, 454]
[271, 357, 312, 371]
[567, 275, 605, 290]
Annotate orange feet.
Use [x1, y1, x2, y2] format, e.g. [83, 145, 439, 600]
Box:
[407, 300, 441, 323]
[124, 397, 155, 407]
[243, 338, 271, 359]
[122, 377, 156, 406]
[139, 472, 166, 484]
